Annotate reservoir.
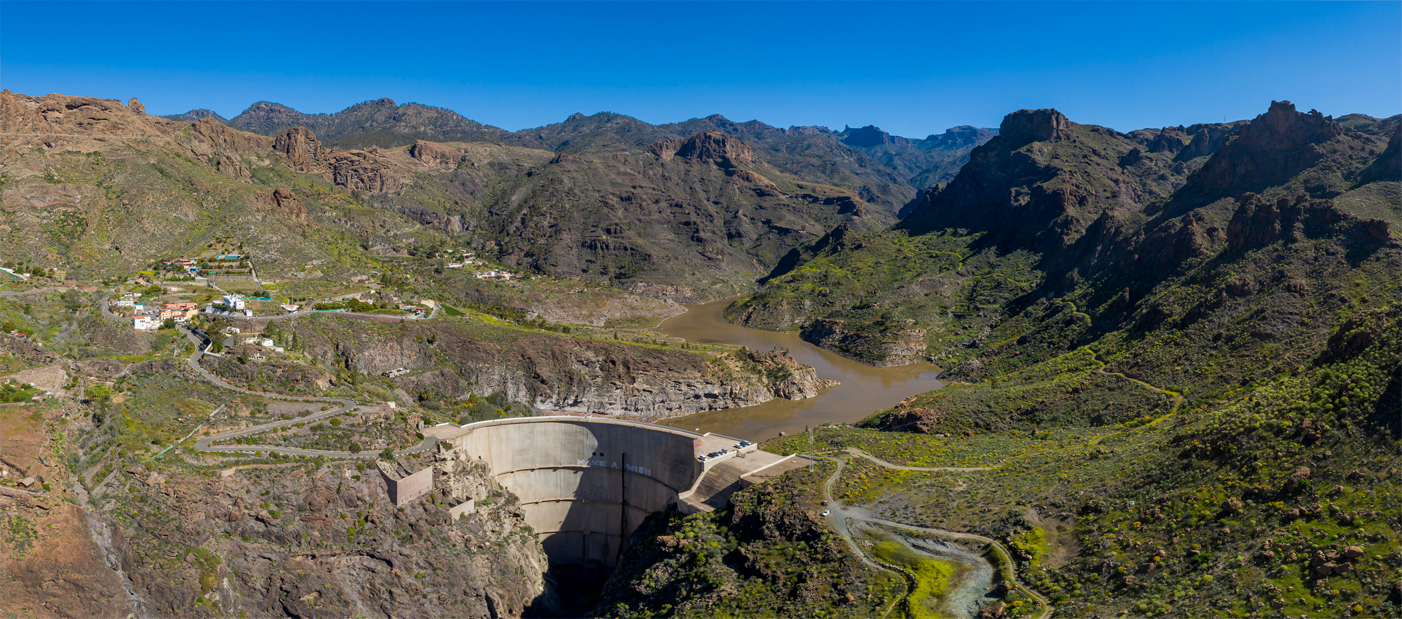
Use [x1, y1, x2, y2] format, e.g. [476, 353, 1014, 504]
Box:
[656, 297, 945, 441]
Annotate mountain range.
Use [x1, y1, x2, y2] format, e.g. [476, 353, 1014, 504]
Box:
[165, 97, 998, 211]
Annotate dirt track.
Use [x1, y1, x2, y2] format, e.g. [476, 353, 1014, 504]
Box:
[819, 455, 1054, 619]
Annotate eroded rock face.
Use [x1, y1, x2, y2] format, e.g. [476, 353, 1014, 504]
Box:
[274, 126, 326, 172]
[329, 149, 398, 192]
[0, 90, 181, 152]
[841, 125, 898, 148]
[648, 132, 758, 167]
[802, 319, 928, 367]
[184, 117, 273, 154]
[748, 350, 839, 399]
[0, 500, 136, 618]
[874, 407, 944, 433]
[1188, 100, 1344, 196]
[999, 108, 1073, 147]
[271, 127, 401, 192]
[925, 125, 997, 149]
[409, 139, 460, 167]
[1225, 193, 1366, 251]
[284, 319, 829, 418]
[94, 455, 552, 619]
[263, 187, 308, 224]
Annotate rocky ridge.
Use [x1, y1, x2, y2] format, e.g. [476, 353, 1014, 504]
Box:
[279, 317, 833, 418]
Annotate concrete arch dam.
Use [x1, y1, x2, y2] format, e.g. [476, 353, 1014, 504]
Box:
[432, 417, 808, 568]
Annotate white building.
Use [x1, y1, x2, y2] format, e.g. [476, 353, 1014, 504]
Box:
[133, 316, 159, 331]
[221, 294, 246, 310]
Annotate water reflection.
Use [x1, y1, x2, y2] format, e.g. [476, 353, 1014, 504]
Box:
[657, 298, 945, 441]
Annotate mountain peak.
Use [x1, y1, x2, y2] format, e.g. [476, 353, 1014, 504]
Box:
[1239, 100, 1342, 150]
[925, 125, 998, 148]
[164, 108, 228, 123]
[648, 131, 757, 167]
[999, 108, 1072, 146]
[841, 125, 894, 148]
[1181, 100, 1346, 199]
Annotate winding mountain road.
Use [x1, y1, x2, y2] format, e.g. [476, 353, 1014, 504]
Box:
[174, 327, 437, 459]
[843, 447, 998, 472]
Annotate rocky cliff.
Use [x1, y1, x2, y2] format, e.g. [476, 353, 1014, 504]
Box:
[84, 449, 551, 618]
[647, 131, 759, 167]
[747, 349, 840, 398]
[802, 318, 929, 367]
[280, 317, 829, 418]
[1184, 100, 1345, 199]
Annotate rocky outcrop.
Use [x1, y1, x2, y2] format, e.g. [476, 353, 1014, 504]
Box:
[802, 319, 928, 367]
[925, 125, 998, 149]
[873, 407, 944, 433]
[93, 449, 550, 618]
[266, 187, 308, 224]
[1222, 192, 1386, 252]
[748, 350, 838, 399]
[897, 106, 1164, 256]
[177, 118, 275, 179]
[273, 126, 326, 172]
[374, 201, 468, 233]
[1187, 101, 1344, 196]
[1175, 122, 1240, 161]
[183, 117, 272, 154]
[328, 149, 399, 192]
[285, 318, 829, 419]
[733, 169, 781, 196]
[841, 125, 901, 148]
[272, 126, 401, 192]
[0, 90, 181, 152]
[999, 108, 1073, 147]
[648, 132, 757, 167]
[409, 139, 460, 168]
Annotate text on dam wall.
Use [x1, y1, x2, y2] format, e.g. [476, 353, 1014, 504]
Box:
[577, 458, 652, 478]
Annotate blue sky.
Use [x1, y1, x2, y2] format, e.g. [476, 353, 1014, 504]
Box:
[2, 2, 1398, 137]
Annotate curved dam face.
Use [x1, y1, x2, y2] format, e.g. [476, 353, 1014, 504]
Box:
[443, 418, 704, 568]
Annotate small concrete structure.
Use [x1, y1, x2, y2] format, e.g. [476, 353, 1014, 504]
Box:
[377, 457, 433, 507]
[448, 500, 476, 520]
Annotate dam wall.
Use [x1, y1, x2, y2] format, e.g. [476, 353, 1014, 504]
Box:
[442, 417, 705, 568]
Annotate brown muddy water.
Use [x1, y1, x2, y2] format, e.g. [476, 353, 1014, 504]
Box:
[657, 297, 945, 441]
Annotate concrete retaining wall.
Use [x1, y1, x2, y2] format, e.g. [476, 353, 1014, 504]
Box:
[448, 500, 476, 520]
[382, 466, 433, 507]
